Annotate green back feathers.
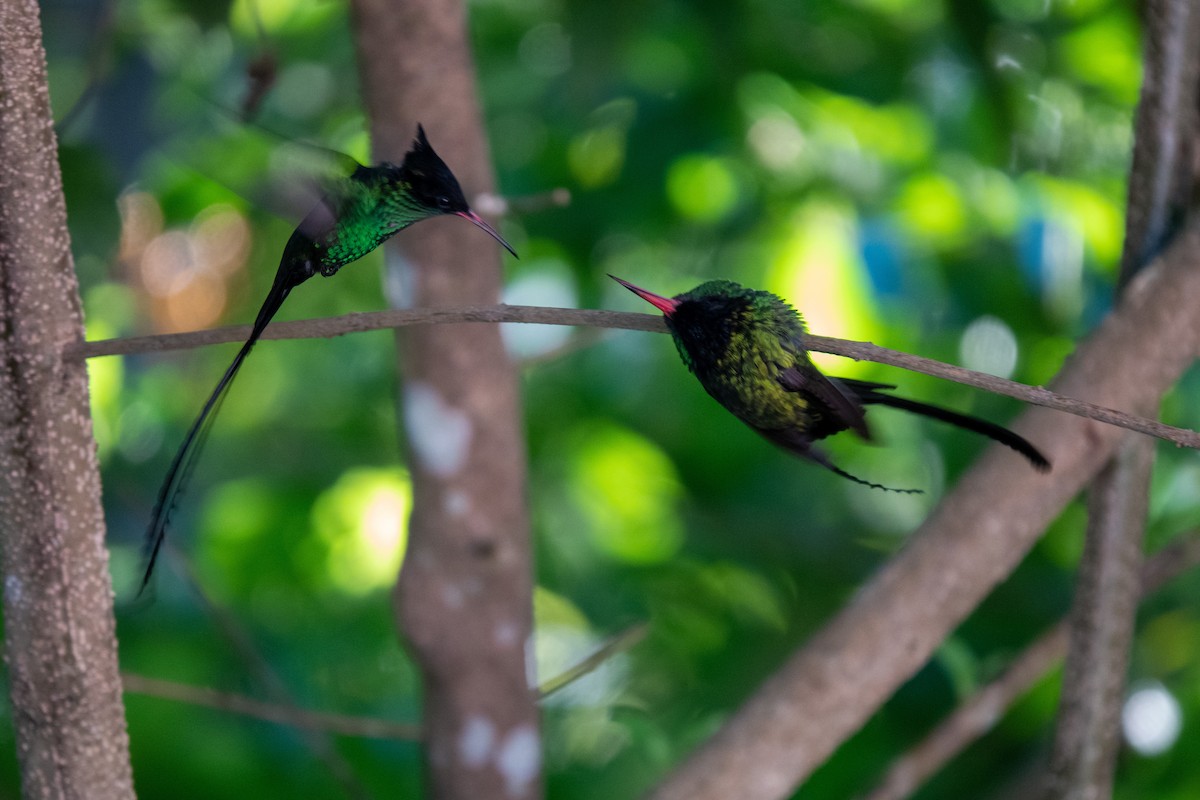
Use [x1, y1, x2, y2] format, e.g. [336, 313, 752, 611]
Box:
[313, 168, 431, 270]
[295, 124, 477, 277]
[663, 281, 816, 429]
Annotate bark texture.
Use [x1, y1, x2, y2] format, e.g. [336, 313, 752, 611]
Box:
[347, 1, 540, 798]
[0, 2, 135, 798]
[1042, 4, 1200, 797]
[862, 532, 1200, 800]
[1041, 438, 1154, 800]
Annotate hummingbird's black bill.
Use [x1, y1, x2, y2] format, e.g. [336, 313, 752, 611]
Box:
[456, 210, 518, 258]
[609, 275, 680, 315]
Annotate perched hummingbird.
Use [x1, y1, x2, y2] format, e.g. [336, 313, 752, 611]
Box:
[141, 125, 516, 591]
[611, 276, 1050, 491]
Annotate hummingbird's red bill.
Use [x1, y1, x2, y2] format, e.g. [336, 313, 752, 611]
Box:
[457, 210, 518, 258]
[609, 274, 680, 315]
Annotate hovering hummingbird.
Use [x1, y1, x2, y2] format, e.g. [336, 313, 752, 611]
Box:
[611, 276, 1050, 491]
[140, 125, 516, 592]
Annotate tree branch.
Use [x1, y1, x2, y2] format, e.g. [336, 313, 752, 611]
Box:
[1041, 5, 1200, 798]
[122, 673, 421, 740]
[65, 306, 1200, 448]
[0, 1, 134, 796]
[861, 530, 1200, 800]
[123, 619, 649, 743]
[65, 306, 663, 359]
[537, 623, 649, 700]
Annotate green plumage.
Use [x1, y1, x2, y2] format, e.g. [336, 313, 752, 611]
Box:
[613, 276, 1049, 491]
[668, 280, 824, 431]
[142, 125, 515, 592]
[299, 164, 441, 274]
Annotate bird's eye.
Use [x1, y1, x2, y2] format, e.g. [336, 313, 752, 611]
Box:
[436, 196, 453, 210]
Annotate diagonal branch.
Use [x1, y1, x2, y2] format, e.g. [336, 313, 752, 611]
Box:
[159, 547, 372, 797]
[861, 530, 1200, 800]
[1040, 4, 1200, 799]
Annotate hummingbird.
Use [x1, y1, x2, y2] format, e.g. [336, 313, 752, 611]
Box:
[140, 125, 517, 592]
[611, 276, 1050, 491]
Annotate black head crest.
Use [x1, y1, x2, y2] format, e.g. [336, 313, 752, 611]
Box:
[400, 124, 470, 215]
[396, 124, 518, 256]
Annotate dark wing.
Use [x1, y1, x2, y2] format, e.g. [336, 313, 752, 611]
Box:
[756, 372, 920, 492]
[777, 366, 873, 441]
[293, 190, 342, 244]
[828, 378, 896, 396]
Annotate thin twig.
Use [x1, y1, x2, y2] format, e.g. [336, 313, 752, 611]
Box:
[537, 623, 650, 700]
[159, 547, 374, 798]
[64, 305, 1200, 448]
[860, 530, 1200, 800]
[123, 621, 649, 739]
[121, 673, 421, 740]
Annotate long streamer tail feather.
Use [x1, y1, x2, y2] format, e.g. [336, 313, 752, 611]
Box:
[139, 278, 294, 594]
[824, 462, 923, 494]
[757, 423, 923, 493]
[842, 382, 1051, 471]
[803, 444, 923, 494]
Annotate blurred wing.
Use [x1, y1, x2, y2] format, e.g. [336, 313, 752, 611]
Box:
[267, 141, 363, 231]
[292, 188, 342, 244]
[167, 94, 367, 224]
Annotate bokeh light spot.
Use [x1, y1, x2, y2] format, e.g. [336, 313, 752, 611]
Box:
[568, 424, 685, 564]
[623, 34, 691, 95]
[959, 315, 1018, 379]
[568, 127, 626, 188]
[519, 22, 572, 77]
[1122, 681, 1182, 756]
[311, 468, 412, 595]
[747, 112, 807, 172]
[895, 172, 967, 244]
[569, 100, 636, 188]
[118, 191, 164, 263]
[1058, 13, 1141, 102]
[765, 201, 881, 373]
[666, 155, 741, 223]
[502, 261, 578, 359]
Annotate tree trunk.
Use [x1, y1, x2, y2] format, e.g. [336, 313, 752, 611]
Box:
[0, 1, 135, 798]
[1041, 4, 1200, 797]
[348, 1, 540, 798]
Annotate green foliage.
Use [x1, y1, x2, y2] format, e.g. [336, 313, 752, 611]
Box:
[31, 0, 1200, 797]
